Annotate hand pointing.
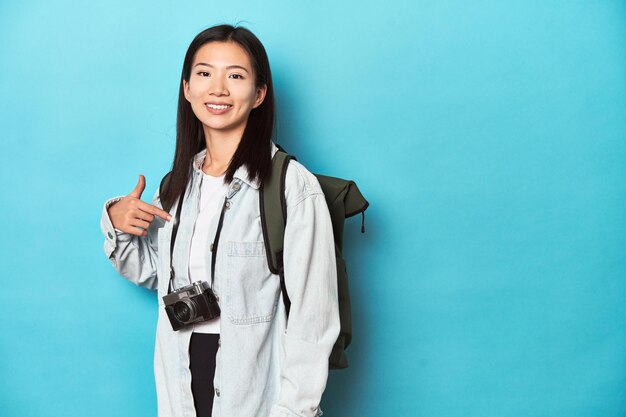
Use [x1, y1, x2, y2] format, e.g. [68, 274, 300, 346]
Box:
[107, 175, 172, 236]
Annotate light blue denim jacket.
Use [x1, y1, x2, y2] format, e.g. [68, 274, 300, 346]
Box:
[100, 143, 340, 417]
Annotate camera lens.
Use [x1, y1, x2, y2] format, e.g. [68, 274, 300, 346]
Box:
[173, 299, 197, 323]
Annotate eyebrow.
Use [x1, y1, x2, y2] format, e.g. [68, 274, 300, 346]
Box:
[193, 63, 250, 74]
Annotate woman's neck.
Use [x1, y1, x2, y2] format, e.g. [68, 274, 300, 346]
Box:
[202, 127, 244, 176]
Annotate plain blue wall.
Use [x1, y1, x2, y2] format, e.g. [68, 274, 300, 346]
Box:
[1, 1, 626, 416]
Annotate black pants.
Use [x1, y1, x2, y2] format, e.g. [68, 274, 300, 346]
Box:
[189, 332, 220, 417]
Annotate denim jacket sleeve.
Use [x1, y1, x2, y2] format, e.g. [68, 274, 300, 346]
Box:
[269, 162, 341, 417]
[100, 188, 164, 291]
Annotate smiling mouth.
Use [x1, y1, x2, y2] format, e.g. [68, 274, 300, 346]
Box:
[205, 103, 232, 110]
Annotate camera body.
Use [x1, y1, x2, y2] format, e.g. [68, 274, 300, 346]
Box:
[162, 281, 220, 331]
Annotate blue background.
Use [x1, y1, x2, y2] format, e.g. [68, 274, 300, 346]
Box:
[1, 1, 625, 416]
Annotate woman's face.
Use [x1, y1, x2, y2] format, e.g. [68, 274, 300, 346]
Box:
[183, 41, 266, 139]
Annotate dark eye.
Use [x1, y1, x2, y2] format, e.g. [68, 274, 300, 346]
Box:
[198, 71, 210, 77]
[229, 73, 244, 79]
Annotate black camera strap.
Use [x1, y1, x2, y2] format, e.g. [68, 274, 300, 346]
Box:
[210, 198, 228, 287]
[167, 191, 231, 295]
[167, 193, 184, 294]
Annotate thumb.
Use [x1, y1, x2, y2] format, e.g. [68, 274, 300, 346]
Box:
[129, 174, 146, 199]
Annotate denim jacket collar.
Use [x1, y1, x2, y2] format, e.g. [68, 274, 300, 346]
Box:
[191, 142, 279, 190]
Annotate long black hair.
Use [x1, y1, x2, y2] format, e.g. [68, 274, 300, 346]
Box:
[160, 24, 275, 211]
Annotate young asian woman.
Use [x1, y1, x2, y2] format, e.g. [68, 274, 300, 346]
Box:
[100, 24, 340, 417]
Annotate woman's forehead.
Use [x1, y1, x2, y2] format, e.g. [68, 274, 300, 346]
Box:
[193, 41, 252, 69]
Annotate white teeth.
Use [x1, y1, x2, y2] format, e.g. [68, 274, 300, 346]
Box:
[206, 104, 230, 110]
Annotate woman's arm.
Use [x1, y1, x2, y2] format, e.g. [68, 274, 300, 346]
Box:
[269, 162, 341, 417]
[100, 187, 165, 290]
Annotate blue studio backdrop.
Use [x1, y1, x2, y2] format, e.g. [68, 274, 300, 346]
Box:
[1, 1, 625, 416]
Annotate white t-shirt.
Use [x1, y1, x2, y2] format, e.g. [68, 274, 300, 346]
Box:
[188, 172, 228, 334]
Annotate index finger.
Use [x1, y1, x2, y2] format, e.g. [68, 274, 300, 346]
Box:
[136, 200, 172, 221]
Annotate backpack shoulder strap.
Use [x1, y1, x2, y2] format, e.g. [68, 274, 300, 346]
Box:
[260, 150, 293, 314]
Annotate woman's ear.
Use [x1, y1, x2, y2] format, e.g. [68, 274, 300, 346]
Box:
[183, 79, 190, 102]
[252, 84, 267, 109]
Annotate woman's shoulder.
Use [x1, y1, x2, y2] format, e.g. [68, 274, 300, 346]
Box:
[283, 158, 324, 207]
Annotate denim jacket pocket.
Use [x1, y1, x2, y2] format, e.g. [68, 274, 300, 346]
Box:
[225, 241, 279, 325]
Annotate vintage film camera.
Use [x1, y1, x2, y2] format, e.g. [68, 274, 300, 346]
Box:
[162, 281, 220, 331]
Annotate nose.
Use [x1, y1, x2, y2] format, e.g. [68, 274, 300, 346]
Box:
[209, 75, 228, 96]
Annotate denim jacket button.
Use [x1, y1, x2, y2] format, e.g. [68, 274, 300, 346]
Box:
[107, 232, 113, 239]
[232, 182, 241, 191]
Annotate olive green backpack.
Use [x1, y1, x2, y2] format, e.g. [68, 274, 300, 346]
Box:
[160, 149, 369, 369]
[261, 150, 368, 369]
